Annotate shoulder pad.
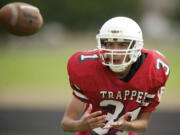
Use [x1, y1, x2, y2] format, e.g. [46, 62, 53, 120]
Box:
[149, 50, 170, 88]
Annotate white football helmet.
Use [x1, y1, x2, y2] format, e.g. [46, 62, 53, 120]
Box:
[96, 17, 144, 72]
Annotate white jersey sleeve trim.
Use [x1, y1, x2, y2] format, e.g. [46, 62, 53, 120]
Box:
[73, 90, 89, 100]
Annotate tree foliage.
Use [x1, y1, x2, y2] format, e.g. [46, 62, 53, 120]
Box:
[0, 0, 143, 31]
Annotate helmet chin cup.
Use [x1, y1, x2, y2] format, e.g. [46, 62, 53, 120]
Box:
[109, 64, 128, 72]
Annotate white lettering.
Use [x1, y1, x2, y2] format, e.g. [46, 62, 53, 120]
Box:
[136, 92, 144, 104]
[99, 90, 149, 105]
[142, 92, 148, 102]
[100, 91, 107, 98]
[81, 54, 98, 61]
[130, 90, 137, 101]
[158, 87, 165, 102]
[108, 91, 114, 99]
[116, 91, 122, 100]
[124, 90, 130, 100]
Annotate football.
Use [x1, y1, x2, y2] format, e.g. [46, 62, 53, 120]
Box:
[0, 2, 43, 36]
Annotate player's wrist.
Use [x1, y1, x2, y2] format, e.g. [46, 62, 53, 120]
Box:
[124, 120, 148, 132]
[120, 121, 133, 132]
[75, 119, 87, 131]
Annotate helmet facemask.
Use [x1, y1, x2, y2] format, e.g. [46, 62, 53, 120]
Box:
[97, 37, 143, 72]
[96, 17, 144, 72]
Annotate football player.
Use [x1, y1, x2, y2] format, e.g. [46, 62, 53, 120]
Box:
[61, 17, 170, 135]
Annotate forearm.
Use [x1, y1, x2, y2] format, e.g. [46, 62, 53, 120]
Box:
[61, 116, 81, 132]
[61, 97, 86, 132]
[123, 119, 149, 132]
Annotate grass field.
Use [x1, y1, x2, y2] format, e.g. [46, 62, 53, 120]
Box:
[0, 45, 179, 89]
[0, 49, 70, 87]
[0, 37, 179, 109]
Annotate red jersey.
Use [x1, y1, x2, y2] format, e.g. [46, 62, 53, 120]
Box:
[67, 49, 170, 135]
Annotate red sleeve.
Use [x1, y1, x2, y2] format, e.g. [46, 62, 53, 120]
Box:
[141, 86, 165, 112]
[141, 50, 170, 112]
[67, 52, 90, 103]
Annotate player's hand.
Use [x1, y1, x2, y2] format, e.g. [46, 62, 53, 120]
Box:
[78, 104, 106, 131]
[103, 112, 132, 130]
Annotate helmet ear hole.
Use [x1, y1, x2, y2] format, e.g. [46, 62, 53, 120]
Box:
[100, 38, 108, 46]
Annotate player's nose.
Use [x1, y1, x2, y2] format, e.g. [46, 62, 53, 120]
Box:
[111, 43, 120, 49]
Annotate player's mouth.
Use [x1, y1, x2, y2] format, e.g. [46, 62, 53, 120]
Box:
[105, 57, 123, 65]
[113, 59, 122, 64]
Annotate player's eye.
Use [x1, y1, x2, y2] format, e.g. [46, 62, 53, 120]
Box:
[119, 42, 129, 47]
[105, 43, 113, 48]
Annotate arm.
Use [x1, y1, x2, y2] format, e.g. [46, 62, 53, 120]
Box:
[61, 96, 106, 132]
[61, 96, 85, 132]
[126, 111, 152, 132]
[103, 111, 152, 133]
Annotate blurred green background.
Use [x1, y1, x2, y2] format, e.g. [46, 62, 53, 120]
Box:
[0, 0, 180, 111]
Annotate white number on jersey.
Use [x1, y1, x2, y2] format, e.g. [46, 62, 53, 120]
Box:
[93, 100, 141, 135]
[156, 58, 170, 76]
[79, 54, 98, 63]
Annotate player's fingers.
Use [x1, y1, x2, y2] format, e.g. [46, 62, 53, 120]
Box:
[98, 115, 107, 123]
[87, 115, 106, 128]
[98, 116, 107, 123]
[111, 121, 122, 126]
[103, 124, 112, 129]
[94, 119, 106, 128]
[121, 112, 132, 120]
[90, 119, 105, 129]
[89, 115, 106, 123]
[85, 104, 92, 114]
[99, 123, 106, 128]
[94, 122, 105, 128]
[103, 121, 122, 129]
[89, 110, 102, 118]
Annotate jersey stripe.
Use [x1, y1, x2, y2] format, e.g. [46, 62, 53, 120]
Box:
[72, 84, 84, 94]
[146, 94, 155, 98]
[73, 90, 89, 101]
[143, 93, 155, 107]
